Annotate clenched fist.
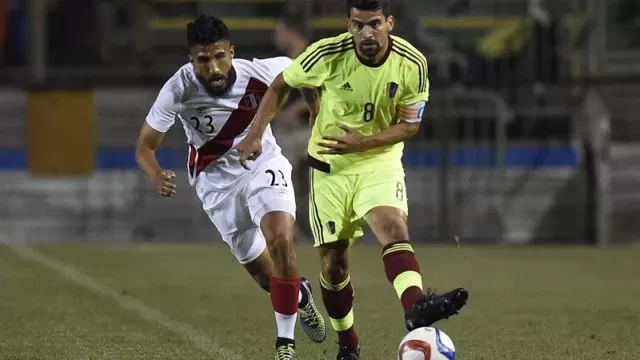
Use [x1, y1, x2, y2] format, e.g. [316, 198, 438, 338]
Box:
[236, 135, 262, 170]
[154, 170, 177, 197]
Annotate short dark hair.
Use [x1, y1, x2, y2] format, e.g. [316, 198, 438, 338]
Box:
[186, 15, 229, 47]
[346, 0, 393, 16]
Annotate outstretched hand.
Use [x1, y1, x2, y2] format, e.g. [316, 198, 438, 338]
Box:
[317, 125, 370, 155]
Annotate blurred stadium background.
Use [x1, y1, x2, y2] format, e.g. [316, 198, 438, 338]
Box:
[0, 0, 637, 246]
[4, 2, 640, 360]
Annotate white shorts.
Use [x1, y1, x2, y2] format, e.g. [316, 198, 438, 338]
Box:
[196, 155, 296, 264]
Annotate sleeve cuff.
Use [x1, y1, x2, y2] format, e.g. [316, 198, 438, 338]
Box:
[145, 117, 171, 133]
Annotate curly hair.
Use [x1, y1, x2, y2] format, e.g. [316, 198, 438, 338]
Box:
[186, 14, 230, 47]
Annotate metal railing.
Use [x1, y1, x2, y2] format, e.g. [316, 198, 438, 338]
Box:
[2, 0, 614, 83]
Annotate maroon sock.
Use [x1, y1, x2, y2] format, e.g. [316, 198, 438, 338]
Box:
[270, 277, 300, 315]
[320, 275, 359, 348]
[382, 241, 424, 314]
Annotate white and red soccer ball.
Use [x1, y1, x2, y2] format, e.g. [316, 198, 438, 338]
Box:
[397, 327, 456, 360]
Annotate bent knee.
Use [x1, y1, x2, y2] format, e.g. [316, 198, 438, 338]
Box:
[320, 250, 348, 284]
[384, 221, 410, 243]
[266, 232, 296, 263]
[321, 265, 347, 285]
[368, 211, 410, 246]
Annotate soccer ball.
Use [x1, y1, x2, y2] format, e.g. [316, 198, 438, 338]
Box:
[397, 327, 456, 360]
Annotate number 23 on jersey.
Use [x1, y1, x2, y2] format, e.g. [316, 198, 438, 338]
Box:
[189, 115, 215, 135]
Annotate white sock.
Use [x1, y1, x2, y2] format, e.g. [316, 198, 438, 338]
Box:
[275, 312, 297, 340]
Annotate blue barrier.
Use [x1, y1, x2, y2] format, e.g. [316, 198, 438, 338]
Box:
[0, 145, 577, 171]
[403, 146, 578, 168]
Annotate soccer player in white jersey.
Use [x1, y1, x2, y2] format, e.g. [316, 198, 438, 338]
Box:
[134, 15, 326, 359]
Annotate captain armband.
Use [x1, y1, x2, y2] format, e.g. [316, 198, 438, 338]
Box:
[398, 101, 426, 123]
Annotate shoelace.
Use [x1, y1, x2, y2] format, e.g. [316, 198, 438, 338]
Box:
[276, 344, 296, 360]
[299, 302, 319, 327]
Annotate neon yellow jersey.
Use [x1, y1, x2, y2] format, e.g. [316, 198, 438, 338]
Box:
[282, 32, 429, 174]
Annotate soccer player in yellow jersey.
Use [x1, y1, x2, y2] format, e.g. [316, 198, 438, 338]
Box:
[238, 1, 468, 358]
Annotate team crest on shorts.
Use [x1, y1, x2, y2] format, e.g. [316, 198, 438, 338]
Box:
[387, 82, 399, 99]
[327, 221, 336, 235]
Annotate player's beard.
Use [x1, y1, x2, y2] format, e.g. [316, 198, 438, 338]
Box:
[359, 40, 381, 59]
[199, 67, 237, 96]
[207, 75, 228, 95]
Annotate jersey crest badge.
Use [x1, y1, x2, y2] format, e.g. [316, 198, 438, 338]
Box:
[387, 82, 399, 99]
[242, 93, 262, 109]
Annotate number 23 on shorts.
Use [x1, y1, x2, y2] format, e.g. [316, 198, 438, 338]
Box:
[264, 168, 288, 187]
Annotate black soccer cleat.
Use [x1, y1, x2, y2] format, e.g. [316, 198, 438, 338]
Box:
[336, 345, 360, 360]
[298, 277, 327, 343]
[405, 287, 469, 331]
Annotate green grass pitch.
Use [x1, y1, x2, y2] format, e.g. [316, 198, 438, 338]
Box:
[1, 242, 639, 359]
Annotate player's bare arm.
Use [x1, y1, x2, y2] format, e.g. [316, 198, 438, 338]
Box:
[278, 86, 319, 126]
[299, 87, 320, 121]
[135, 123, 177, 197]
[318, 122, 419, 155]
[317, 105, 422, 155]
[236, 72, 293, 167]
